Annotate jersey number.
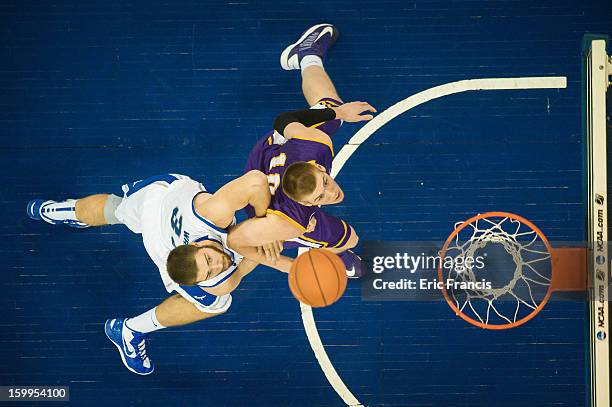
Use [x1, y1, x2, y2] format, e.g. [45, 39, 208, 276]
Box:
[170, 207, 183, 247]
[267, 153, 287, 195]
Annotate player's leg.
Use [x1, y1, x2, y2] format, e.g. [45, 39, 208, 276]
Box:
[301, 66, 340, 107]
[279, 23, 342, 106]
[154, 293, 219, 327]
[104, 288, 230, 375]
[27, 174, 183, 229]
[27, 193, 122, 228]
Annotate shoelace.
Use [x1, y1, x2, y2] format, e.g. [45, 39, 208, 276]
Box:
[300, 32, 323, 49]
[136, 340, 148, 360]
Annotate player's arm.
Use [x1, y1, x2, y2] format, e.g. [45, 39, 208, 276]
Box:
[227, 213, 304, 273]
[200, 170, 270, 228]
[273, 101, 376, 141]
[228, 212, 303, 247]
[233, 244, 293, 274]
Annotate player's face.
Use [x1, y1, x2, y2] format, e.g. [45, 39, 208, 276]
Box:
[193, 245, 232, 283]
[300, 169, 344, 206]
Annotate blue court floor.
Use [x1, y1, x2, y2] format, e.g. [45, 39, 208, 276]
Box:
[1, 1, 611, 406]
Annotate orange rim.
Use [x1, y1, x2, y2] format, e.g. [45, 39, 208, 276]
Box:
[437, 211, 554, 330]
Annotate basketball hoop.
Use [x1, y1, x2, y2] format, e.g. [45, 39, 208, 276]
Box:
[438, 211, 587, 330]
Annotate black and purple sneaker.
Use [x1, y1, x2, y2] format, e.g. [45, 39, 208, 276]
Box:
[280, 23, 339, 70]
[339, 250, 364, 279]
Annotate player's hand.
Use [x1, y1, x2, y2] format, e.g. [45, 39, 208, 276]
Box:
[257, 240, 284, 263]
[332, 101, 377, 123]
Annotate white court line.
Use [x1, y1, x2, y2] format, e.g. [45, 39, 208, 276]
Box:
[300, 76, 567, 407]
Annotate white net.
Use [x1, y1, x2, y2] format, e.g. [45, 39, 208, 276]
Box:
[441, 214, 553, 327]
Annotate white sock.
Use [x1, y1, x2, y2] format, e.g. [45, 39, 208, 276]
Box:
[300, 55, 323, 71]
[125, 307, 166, 334]
[41, 199, 80, 222]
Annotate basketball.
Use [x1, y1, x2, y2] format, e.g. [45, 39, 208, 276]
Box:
[288, 249, 348, 307]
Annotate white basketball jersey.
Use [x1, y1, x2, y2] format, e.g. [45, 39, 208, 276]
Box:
[141, 175, 242, 290]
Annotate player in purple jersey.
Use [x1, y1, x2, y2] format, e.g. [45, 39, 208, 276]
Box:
[228, 24, 376, 276]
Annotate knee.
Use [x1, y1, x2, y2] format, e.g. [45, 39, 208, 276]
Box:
[103, 194, 123, 225]
[245, 170, 269, 189]
[190, 304, 227, 322]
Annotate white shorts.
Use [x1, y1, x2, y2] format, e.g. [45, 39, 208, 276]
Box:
[113, 174, 232, 314]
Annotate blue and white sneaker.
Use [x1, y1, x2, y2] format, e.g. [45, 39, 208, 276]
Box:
[280, 23, 339, 70]
[26, 199, 88, 228]
[339, 250, 364, 279]
[104, 318, 154, 376]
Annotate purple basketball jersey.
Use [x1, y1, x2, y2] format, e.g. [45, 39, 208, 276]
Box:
[243, 97, 352, 248]
[244, 132, 334, 230]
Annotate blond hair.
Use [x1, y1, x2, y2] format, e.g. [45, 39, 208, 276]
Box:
[282, 162, 318, 202]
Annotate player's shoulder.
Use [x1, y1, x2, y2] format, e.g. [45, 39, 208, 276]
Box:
[268, 191, 316, 231]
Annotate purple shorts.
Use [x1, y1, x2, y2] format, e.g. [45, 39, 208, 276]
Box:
[309, 97, 344, 137]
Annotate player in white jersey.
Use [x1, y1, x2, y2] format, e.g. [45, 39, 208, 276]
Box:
[26, 170, 276, 375]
